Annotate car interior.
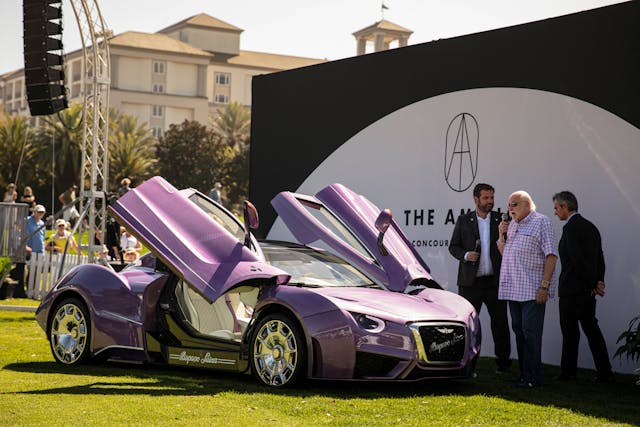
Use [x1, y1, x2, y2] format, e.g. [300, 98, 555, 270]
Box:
[173, 280, 258, 341]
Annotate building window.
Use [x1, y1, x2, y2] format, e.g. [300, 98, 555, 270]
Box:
[152, 105, 164, 117]
[152, 83, 165, 93]
[72, 61, 82, 81]
[152, 127, 163, 138]
[214, 94, 229, 104]
[215, 73, 231, 86]
[153, 61, 165, 75]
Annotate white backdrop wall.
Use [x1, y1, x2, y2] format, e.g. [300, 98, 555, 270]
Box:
[267, 87, 640, 374]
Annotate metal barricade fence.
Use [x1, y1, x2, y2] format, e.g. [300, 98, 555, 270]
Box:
[0, 202, 29, 262]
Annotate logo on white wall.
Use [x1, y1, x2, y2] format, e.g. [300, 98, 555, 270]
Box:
[444, 113, 479, 192]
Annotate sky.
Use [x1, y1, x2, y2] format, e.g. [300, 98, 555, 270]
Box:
[0, 0, 627, 74]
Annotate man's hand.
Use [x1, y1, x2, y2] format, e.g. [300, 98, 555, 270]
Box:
[498, 220, 509, 236]
[594, 281, 606, 297]
[466, 251, 480, 262]
[536, 288, 549, 304]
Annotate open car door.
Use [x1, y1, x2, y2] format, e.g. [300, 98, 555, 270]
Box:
[271, 183, 435, 293]
[109, 176, 289, 302]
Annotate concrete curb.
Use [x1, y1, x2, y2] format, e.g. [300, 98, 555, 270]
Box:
[0, 305, 37, 312]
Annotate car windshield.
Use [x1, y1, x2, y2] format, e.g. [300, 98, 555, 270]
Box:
[262, 244, 378, 288]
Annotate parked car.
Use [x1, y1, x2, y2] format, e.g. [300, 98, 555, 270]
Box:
[36, 176, 480, 387]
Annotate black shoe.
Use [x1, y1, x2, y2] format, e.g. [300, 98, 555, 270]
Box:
[511, 380, 536, 389]
[495, 364, 511, 375]
[507, 375, 524, 384]
[553, 374, 576, 381]
[592, 373, 615, 383]
[509, 376, 525, 385]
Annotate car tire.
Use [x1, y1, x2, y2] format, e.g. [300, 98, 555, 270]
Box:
[49, 297, 91, 365]
[250, 313, 306, 387]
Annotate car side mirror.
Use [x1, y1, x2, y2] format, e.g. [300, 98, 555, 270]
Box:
[243, 201, 259, 248]
[375, 209, 392, 256]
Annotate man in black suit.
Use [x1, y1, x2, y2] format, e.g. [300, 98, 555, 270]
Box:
[449, 183, 511, 373]
[553, 191, 614, 382]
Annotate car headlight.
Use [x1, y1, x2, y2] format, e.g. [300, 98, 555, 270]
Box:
[349, 312, 385, 333]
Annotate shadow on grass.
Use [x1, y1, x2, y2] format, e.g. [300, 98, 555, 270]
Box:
[3, 358, 639, 425]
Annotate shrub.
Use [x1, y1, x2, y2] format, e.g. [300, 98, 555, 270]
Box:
[615, 315, 640, 386]
[0, 257, 10, 277]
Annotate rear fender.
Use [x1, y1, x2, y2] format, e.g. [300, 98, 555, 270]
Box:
[50, 264, 146, 356]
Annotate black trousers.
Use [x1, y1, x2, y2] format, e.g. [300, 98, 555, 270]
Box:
[9, 262, 27, 298]
[559, 294, 612, 377]
[459, 276, 511, 369]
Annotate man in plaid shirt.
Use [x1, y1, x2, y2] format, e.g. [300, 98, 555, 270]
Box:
[498, 191, 558, 388]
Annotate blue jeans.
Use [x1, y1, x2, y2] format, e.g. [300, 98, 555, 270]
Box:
[509, 300, 546, 385]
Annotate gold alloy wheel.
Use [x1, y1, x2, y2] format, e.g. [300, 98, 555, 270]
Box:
[50, 300, 89, 364]
[252, 318, 299, 386]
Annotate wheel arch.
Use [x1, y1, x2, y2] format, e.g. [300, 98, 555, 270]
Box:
[247, 302, 315, 380]
[45, 289, 91, 338]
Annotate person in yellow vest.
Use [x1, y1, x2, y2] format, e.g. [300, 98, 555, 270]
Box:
[46, 219, 79, 254]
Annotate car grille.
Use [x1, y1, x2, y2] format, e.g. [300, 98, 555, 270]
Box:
[410, 322, 466, 365]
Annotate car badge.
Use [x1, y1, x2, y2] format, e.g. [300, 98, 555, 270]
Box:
[436, 327, 454, 334]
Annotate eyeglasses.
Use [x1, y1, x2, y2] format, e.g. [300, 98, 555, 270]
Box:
[509, 201, 520, 208]
[57, 224, 65, 228]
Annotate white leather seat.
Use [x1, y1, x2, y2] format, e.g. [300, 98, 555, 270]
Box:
[175, 281, 259, 341]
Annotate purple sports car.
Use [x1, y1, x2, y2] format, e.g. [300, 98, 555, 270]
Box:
[36, 176, 480, 387]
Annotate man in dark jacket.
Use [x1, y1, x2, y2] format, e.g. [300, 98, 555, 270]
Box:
[449, 183, 511, 373]
[553, 191, 614, 382]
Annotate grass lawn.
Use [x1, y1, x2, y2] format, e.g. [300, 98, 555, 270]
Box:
[0, 298, 39, 307]
[0, 307, 638, 426]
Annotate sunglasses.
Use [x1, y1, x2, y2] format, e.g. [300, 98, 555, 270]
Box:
[509, 201, 521, 208]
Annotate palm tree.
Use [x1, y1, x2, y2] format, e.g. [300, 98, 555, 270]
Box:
[0, 111, 41, 189]
[210, 101, 251, 148]
[108, 111, 157, 189]
[33, 102, 84, 190]
[209, 102, 251, 211]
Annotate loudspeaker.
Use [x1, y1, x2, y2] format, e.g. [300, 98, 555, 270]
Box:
[23, 0, 68, 116]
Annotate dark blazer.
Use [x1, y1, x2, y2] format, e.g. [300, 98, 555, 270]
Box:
[449, 210, 502, 287]
[558, 213, 605, 297]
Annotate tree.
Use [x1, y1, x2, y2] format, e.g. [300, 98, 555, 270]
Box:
[108, 111, 157, 189]
[156, 120, 233, 193]
[32, 103, 84, 191]
[211, 101, 250, 148]
[0, 111, 44, 190]
[210, 102, 251, 212]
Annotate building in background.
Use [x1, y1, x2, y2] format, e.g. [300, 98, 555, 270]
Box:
[0, 13, 325, 136]
[353, 19, 412, 55]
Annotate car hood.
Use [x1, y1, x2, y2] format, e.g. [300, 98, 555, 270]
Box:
[109, 176, 289, 302]
[271, 183, 432, 292]
[307, 286, 467, 323]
